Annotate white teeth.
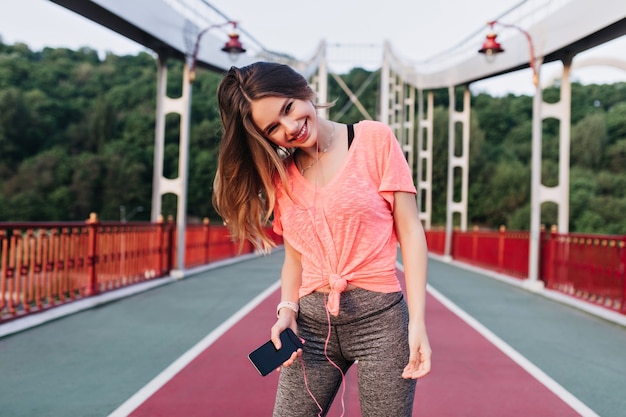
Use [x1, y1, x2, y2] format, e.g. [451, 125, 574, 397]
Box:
[296, 122, 306, 140]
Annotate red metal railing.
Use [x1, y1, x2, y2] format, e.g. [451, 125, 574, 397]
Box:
[424, 227, 446, 255]
[424, 226, 626, 314]
[452, 226, 529, 278]
[3, 218, 623, 321]
[182, 221, 251, 268]
[541, 229, 625, 313]
[0, 215, 277, 322]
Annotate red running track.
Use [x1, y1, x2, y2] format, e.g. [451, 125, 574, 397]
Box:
[126, 270, 582, 417]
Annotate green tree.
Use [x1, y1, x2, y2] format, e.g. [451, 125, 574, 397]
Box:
[2, 148, 72, 220]
[0, 39, 625, 234]
[571, 113, 607, 169]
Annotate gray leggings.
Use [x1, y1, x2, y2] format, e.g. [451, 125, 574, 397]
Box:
[273, 288, 416, 417]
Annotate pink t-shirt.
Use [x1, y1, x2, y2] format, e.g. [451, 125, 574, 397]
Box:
[272, 120, 416, 315]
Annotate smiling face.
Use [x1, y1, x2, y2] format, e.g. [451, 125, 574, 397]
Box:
[250, 96, 319, 150]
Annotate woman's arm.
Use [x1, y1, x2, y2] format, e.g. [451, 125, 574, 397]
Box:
[270, 238, 303, 367]
[393, 191, 432, 379]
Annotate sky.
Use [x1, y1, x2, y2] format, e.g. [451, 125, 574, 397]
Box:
[0, 0, 624, 96]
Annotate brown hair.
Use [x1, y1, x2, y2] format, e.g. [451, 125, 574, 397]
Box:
[212, 62, 315, 251]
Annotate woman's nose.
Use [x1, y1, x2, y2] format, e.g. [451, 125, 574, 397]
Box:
[281, 117, 299, 137]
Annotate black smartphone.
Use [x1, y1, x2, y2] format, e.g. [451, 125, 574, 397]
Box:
[248, 328, 304, 376]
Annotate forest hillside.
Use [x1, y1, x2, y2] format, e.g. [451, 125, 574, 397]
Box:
[1, 41, 625, 234]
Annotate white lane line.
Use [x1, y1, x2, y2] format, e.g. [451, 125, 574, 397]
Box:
[111, 257, 598, 417]
[107, 279, 281, 417]
[426, 285, 599, 417]
[396, 259, 599, 417]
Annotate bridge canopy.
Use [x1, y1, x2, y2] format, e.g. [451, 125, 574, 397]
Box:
[407, 0, 625, 89]
[51, 0, 260, 72]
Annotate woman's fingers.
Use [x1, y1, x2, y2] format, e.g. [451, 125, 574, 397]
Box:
[278, 348, 303, 370]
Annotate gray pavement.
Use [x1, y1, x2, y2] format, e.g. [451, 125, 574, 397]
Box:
[0, 250, 625, 417]
[426, 258, 626, 417]
[0, 254, 282, 417]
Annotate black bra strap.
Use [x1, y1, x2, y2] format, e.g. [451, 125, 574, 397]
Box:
[347, 124, 354, 149]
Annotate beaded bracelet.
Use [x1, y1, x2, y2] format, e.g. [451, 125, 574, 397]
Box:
[276, 301, 299, 317]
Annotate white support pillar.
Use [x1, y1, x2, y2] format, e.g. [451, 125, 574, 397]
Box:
[379, 44, 415, 175]
[310, 53, 329, 119]
[444, 86, 471, 258]
[558, 59, 572, 233]
[528, 57, 545, 289]
[459, 87, 470, 232]
[402, 83, 416, 174]
[386, 71, 402, 134]
[539, 56, 572, 233]
[379, 44, 391, 125]
[395, 75, 403, 137]
[528, 56, 573, 289]
[417, 89, 434, 229]
[151, 54, 167, 222]
[151, 53, 192, 278]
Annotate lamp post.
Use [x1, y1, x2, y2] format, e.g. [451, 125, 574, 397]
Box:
[478, 20, 544, 289]
[479, 20, 539, 87]
[188, 21, 246, 83]
[158, 21, 246, 277]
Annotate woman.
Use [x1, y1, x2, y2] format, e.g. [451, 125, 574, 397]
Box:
[213, 62, 431, 417]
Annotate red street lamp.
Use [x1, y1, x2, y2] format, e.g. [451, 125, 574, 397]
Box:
[222, 32, 246, 55]
[478, 32, 504, 57]
[478, 20, 538, 86]
[189, 20, 246, 83]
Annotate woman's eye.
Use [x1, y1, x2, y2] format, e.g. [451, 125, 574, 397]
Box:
[285, 102, 293, 113]
[267, 125, 277, 135]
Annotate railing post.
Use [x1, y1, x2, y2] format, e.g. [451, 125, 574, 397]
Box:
[0, 230, 7, 314]
[25, 229, 36, 312]
[7, 233, 17, 315]
[621, 235, 626, 314]
[544, 225, 557, 288]
[166, 215, 175, 274]
[156, 215, 165, 276]
[450, 227, 457, 260]
[498, 225, 506, 273]
[472, 225, 479, 263]
[203, 217, 210, 264]
[85, 213, 99, 296]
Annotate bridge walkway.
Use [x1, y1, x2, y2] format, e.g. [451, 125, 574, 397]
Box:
[0, 250, 624, 417]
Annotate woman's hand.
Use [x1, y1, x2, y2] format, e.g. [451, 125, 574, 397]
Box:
[270, 309, 302, 371]
[402, 322, 432, 379]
